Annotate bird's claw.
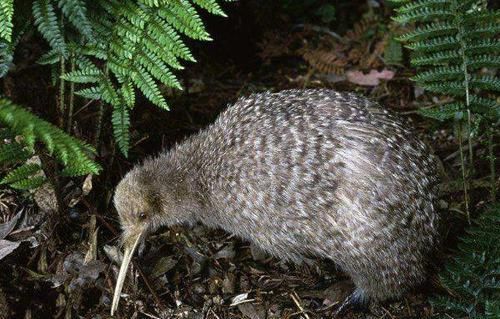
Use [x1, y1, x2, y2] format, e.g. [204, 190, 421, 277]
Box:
[333, 288, 369, 317]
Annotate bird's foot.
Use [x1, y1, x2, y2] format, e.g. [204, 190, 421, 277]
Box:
[333, 288, 369, 317]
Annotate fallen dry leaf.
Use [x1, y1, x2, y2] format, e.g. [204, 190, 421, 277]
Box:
[0, 239, 20, 260]
[0, 210, 22, 239]
[346, 69, 395, 86]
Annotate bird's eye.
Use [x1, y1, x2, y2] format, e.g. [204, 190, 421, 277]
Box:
[138, 212, 146, 220]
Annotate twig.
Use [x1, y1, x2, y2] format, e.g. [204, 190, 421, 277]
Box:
[67, 56, 75, 133]
[136, 263, 166, 312]
[488, 128, 497, 202]
[292, 24, 345, 43]
[290, 291, 310, 319]
[444, 142, 479, 161]
[381, 306, 395, 319]
[139, 312, 162, 319]
[208, 308, 221, 319]
[73, 99, 95, 117]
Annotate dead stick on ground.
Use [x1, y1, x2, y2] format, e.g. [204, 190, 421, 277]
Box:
[290, 291, 310, 319]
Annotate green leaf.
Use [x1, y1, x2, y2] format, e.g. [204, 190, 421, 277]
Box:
[10, 176, 46, 190]
[418, 103, 462, 121]
[111, 102, 130, 157]
[411, 66, 463, 82]
[192, 0, 227, 17]
[33, 0, 67, 56]
[75, 86, 102, 100]
[1, 163, 42, 184]
[0, 99, 101, 176]
[0, 0, 14, 42]
[0, 143, 31, 165]
[57, 0, 94, 41]
[397, 22, 457, 42]
[61, 68, 101, 83]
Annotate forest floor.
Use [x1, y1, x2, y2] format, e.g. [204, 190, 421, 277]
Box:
[0, 1, 495, 318]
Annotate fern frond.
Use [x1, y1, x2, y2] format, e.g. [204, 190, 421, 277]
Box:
[405, 36, 459, 52]
[397, 22, 457, 42]
[98, 79, 120, 108]
[130, 64, 168, 109]
[463, 24, 500, 39]
[111, 102, 130, 157]
[38, 48, 61, 65]
[396, 0, 451, 16]
[411, 66, 463, 82]
[384, 38, 403, 65]
[0, 143, 30, 165]
[120, 81, 135, 108]
[467, 55, 500, 70]
[0, 99, 101, 175]
[160, 1, 211, 40]
[1, 163, 42, 184]
[464, 39, 500, 55]
[393, 7, 453, 24]
[410, 50, 460, 66]
[470, 76, 500, 92]
[431, 204, 500, 318]
[0, 0, 14, 42]
[33, 0, 67, 56]
[394, 0, 499, 122]
[138, 0, 167, 6]
[148, 16, 195, 62]
[53, 0, 230, 155]
[57, 0, 94, 42]
[192, 0, 227, 16]
[418, 103, 461, 121]
[9, 176, 46, 190]
[0, 41, 13, 78]
[470, 95, 498, 111]
[423, 81, 465, 96]
[463, 10, 500, 25]
[61, 64, 101, 83]
[75, 86, 102, 100]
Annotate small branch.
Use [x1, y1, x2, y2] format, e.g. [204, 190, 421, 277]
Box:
[457, 122, 470, 224]
[59, 55, 66, 128]
[292, 24, 345, 43]
[66, 56, 75, 133]
[488, 128, 497, 202]
[290, 291, 310, 319]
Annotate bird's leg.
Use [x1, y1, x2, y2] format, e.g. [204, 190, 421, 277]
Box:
[333, 288, 369, 317]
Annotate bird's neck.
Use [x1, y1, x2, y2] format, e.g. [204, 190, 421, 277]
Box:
[153, 140, 211, 224]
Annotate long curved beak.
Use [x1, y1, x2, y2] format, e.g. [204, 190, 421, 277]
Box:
[111, 233, 142, 316]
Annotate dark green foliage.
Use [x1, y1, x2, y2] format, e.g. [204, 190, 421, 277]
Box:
[0, 163, 45, 190]
[0, 0, 231, 193]
[0, 0, 14, 77]
[431, 204, 500, 318]
[33, 0, 67, 56]
[0, 0, 14, 42]
[31, 0, 230, 156]
[384, 37, 403, 65]
[0, 41, 13, 78]
[0, 143, 30, 165]
[0, 132, 46, 191]
[391, 0, 499, 121]
[0, 99, 101, 178]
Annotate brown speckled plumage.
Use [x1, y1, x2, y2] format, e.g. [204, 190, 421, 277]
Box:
[114, 89, 440, 304]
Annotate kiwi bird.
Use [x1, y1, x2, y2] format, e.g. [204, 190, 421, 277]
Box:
[111, 89, 440, 315]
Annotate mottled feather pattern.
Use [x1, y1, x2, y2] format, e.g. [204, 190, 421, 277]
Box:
[115, 89, 440, 302]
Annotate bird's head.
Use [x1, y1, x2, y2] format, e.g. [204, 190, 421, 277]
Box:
[110, 161, 200, 315]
